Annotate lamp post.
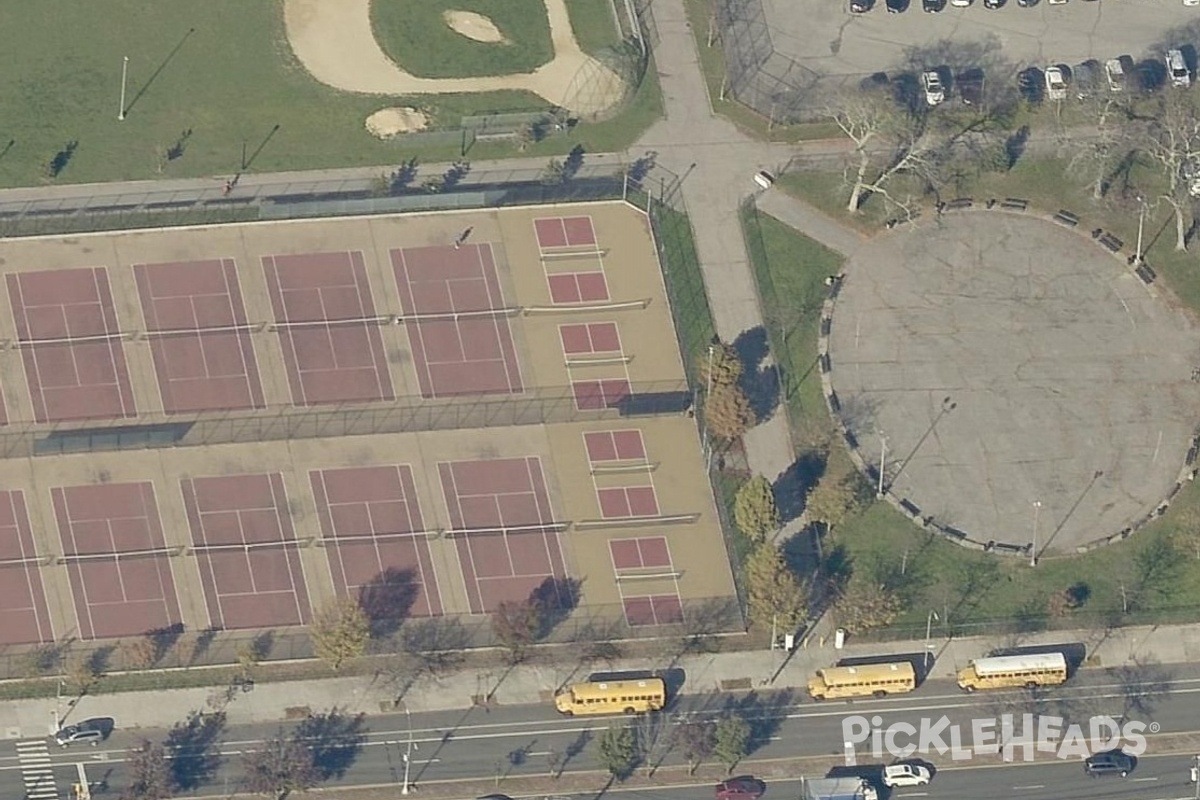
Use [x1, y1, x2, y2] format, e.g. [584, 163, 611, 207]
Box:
[1031, 501, 1042, 567]
[877, 434, 887, 498]
[401, 703, 416, 795]
[1135, 196, 1146, 266]
[118, 56, 129, 121]
[924, 610, 939, 669]
[703, 344, 715, 469]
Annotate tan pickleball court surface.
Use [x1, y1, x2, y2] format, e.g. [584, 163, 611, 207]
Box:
[0, 202, 737, 645]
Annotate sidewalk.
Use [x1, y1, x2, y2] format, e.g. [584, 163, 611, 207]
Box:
[18, 621, 1200, 739]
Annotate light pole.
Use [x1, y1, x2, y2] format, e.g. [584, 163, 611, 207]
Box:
[118, 56, 129, 121]
[1134, 196, 1146, 265]
[1031, 501, 1042, 567]
[401, 703, 416, 795]
[924, 610, 939, 668]
[877, 433, 887, 498]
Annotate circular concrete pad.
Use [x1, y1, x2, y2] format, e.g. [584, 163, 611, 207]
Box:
[827, 212, 1200, 553]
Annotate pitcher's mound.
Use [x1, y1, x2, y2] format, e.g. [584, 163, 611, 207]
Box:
[443, 10, 510, 43]
[365, 107, 429, 138]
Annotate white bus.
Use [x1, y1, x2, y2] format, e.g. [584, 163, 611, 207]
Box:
[956, 652, 1069, 692]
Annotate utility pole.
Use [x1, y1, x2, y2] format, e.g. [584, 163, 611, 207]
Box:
[1031, 500, 1041, 567]
[876, 434, 887, 497]
[118, 56, 129, 121]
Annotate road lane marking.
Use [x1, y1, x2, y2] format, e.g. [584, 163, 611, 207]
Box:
[1012, 785, 1045, 789]
[1132, 776, 1161, 781]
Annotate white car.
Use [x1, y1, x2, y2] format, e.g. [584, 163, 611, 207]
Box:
[950, 0, 971, 6]
[883, 764, 932, 787]
[1186, 0, 1199, 8]
[921, 70, 945, 106]
[1044, 66, 1068, 100]
[1167, 49, 1191, 87]
[1104, 58, 1126, 92]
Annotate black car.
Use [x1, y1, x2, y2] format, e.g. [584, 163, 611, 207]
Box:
[1017, 0, 1039, 7]
[957, 68, 985, 105]
[54, 718, 113, 747]
[922, 0, 947, 12]
[850, 0, 873, 12]
[1084, 750, 1135, 778]
[887, 0, 911, 12]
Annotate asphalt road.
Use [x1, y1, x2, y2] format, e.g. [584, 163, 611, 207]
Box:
[10, 663, 1200, 799]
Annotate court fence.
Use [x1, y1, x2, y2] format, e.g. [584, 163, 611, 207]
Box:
[2, 379, 693, 459]
[0, 596, 745, 685]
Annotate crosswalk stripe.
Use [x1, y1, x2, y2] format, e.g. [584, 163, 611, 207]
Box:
[13, 741, 60, 800]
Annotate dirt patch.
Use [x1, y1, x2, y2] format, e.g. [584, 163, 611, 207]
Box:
[442, 10, 509, 44]
[284, 0, 628, 117]
[365, 107, 430, 138]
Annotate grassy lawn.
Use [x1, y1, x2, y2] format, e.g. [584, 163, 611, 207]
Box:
[680, 0, 842, 142]
[742, 194, 1200, 639]
[370, 0, 553, 79]
[0, 1, 660, 188]
[566, 0, 623, 56]
[646, 200, 717, 383]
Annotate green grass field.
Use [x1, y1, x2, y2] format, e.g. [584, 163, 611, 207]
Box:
[370, 0, 553, 79]
[0, 0, 655, 188]
[566, 0, 623, 56]
[742, 199, 1200, 640]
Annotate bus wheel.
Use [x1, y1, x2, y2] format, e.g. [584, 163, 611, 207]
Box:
[1025, 682, 1038, 690]
[873, 690, 887, 698]
[624, 707, 636, 715]
[963, 686, 975, 693]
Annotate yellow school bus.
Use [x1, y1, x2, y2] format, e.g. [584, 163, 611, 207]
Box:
[956, 652, 1068, 692]
[807, 661, 917, 700]
[553, 677, 667, 716]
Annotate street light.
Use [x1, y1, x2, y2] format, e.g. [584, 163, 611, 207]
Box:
[924, 610, 939, 669]
[702, 343, 715, 470]
[118, 56, 129, 121]
[1135, 196, 1147, 266]
[1031, 501, 1042, 567]
[877, 434, 887, 498]
[401, 703, 417, 795]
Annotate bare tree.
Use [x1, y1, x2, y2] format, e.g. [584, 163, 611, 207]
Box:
[122, 740, 172, 800]
[674, 719, 717, 774]
[1141, 90, 1200, 251]
[1067, 93, 1132, 200]
[242, 734, 318, 800]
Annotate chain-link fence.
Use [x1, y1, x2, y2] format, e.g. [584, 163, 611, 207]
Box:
[714, 0, 865, 124]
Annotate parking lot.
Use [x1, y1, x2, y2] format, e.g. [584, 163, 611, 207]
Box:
[763, 0, 1200, 88]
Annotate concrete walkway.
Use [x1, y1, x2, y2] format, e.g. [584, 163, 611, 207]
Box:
[16, 619, 1200, 737]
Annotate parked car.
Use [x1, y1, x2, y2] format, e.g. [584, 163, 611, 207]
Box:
[1017, 0, 1039, 6]
[950, 0, 972, 7]
[1073, 60, 1101, 98]
[1044, 65, 1068, 100]
[921, 70, 946, 105]
[715, 777, 767, 800]
[984, 0, 1007, 8]
[887, 0, 911, 13]
[1183, 159, 1200, 197]
[957, 68, 985, 105]
[883, 765, 932, 787]
[1187, 0, 1200, 7]
[54, 719, 112, 747]
[1105, 58, 1127, 92]
[1167, 48, 1191, 87]
[1047, 0, 1067, 5]
[850, 0, 872, 12]
[1018, 66, 1045, 103]
[1084, 750, 1135, 778]
[923, 0, 948, 12]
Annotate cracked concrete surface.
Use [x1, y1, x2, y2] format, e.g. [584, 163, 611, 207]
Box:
[826, 211, 1200, 553]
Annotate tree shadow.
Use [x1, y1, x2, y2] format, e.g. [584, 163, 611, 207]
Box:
[732, 326, 780, 421]
[166, 129, 192, 161]
[561, 729, 593, 773]
[47, 141, 78, 178]
[188, 627, 219, 666]
[773, 451, 828, 523]
[564, 145, 586, 180]
[294, 708, 368, 781]
[165, 709, 226, 791]
[148, 623, 185, 665]
[723, 688, 796, 756]
[530, 575, 583, 639]
[358, 568, 419, 639]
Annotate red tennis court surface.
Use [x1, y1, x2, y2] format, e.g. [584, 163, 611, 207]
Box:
[622, 594, 684, 626]
[534, 216, 598, 249]
[597, 485, 660, 519]
[584, 430, 647, 463]
[51, 482, 182, 640]
[609, 536, 672, 571]
[134, 259, 265, 414]
[310, 465, 443, 618]
[0, 491, 53, 645]
[559, 322, 622, 356]
[8, 268, 136, 423]
[391, 244, 523, 399]
[547, 272, 609, 305]
[439, 457, 565, 613]
[573, 379, 631, 410]
[262, 251, 394, 406]
[181, 473, 311, 630]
